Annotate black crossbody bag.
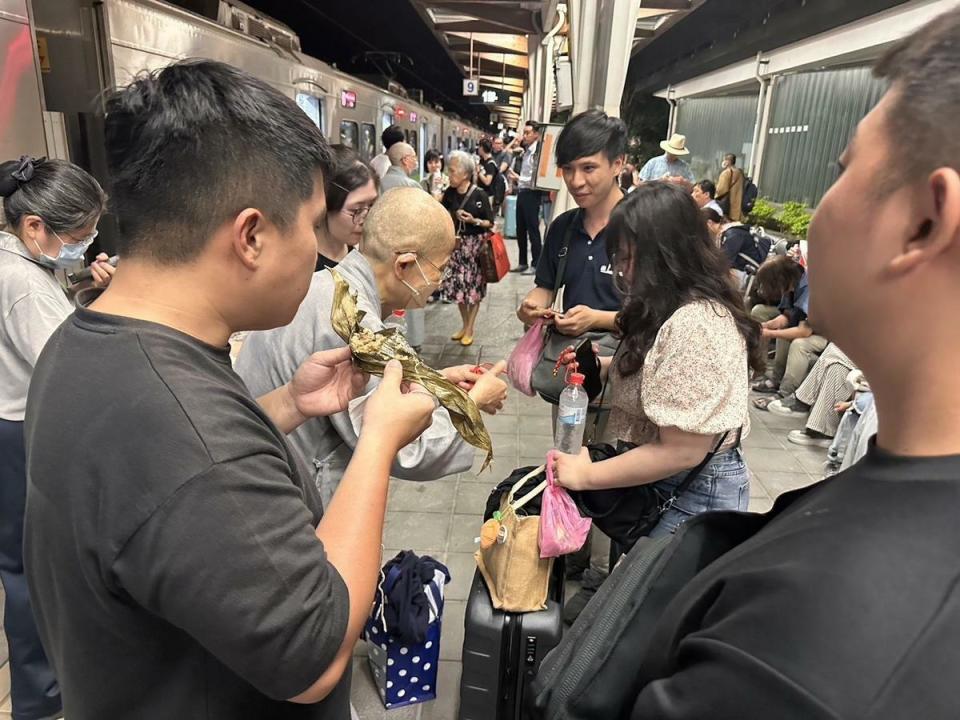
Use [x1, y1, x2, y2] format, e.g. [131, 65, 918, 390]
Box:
[569, 429, 739, 552]
[530, 211, 618, 404]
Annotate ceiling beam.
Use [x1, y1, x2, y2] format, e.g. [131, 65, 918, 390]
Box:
[446, 31, 528, 53]
[434, 19, 530, 33]
[455, 50, 529, 68]
[639, 0, 691, 9]
[427, 3, 538, 31]
[447, 37, 527, 56]
[478, 74, 526, 88]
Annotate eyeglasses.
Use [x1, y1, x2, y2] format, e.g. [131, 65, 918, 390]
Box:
[396, 251, 451, 285]
[341, 205, 372, 226]
[50, 225, 98, 246]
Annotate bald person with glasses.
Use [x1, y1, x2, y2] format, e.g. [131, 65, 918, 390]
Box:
[237, 187, 508, 505]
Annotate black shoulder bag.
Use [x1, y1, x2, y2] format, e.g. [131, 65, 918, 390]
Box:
[570, 429, 739, 552]
[530, 211, 618, 404]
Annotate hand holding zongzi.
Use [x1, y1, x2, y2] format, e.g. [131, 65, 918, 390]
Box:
[361, 360, 436, 452]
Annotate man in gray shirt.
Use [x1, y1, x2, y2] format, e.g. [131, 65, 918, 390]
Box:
[237, 187, 508, 505]
[379, 143, 423, 195]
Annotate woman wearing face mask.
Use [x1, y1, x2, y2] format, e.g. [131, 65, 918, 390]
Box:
[552, 182, 764, 538]
[0, 156, 111, 720]
[315, 145, 379, 270]
[440, 151, 494, 347]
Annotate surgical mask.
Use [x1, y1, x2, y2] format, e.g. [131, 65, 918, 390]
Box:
[33, 227, 97, 269]
[400, 257, 442, 303]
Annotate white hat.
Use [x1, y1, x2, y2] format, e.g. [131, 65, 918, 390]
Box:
[660, 133, 690, 156]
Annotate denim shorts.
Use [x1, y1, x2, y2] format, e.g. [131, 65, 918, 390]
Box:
[648, 447, 751, 538]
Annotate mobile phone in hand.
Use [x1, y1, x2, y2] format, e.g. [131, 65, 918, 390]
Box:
[574, 338, 602, 401]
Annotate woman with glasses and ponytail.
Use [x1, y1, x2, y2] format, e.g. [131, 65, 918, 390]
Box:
[315, 145, 378, 271]
[0, 155, 111, 720]
[551, 182, 764, 538]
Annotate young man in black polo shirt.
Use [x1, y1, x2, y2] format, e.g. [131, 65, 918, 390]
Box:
[23, 60, 436, 719]
[517, 110, 625, 613]
[622, 9, 960, 716]
[516, 110, 624, 341]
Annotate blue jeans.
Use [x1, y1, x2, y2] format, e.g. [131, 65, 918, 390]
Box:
[827, 392, 874, 467]
[0, 419, 61, 720]
[648, 448, 750, 538]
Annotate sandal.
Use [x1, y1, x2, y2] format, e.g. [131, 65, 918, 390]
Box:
[460, 335, 474, 346]
[751, 378, 779, 394]
[451, 330, 465, 341]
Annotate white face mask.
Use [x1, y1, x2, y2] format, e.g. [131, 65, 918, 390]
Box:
[400, 257, 433, 301]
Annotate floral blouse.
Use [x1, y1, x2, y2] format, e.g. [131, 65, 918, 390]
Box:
[605, 300, 750, 450]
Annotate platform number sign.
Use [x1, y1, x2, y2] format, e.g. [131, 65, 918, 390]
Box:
[481, 90, 498, 103]
[463, 78, 479, 96]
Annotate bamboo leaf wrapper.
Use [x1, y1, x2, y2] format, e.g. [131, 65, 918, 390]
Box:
[329, 269, 493, 471]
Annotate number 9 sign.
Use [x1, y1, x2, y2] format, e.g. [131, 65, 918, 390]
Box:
[463, 78, 478, 96]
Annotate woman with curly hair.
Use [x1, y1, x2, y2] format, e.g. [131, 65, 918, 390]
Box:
[552, 181, 765, 538]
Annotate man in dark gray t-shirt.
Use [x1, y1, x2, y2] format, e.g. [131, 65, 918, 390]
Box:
[24, 60, 436, 719]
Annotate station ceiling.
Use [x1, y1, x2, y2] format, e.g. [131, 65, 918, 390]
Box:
[242, 0, 909, 127]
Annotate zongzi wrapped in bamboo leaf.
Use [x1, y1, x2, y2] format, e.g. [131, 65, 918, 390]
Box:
[329, 269, 493, 470]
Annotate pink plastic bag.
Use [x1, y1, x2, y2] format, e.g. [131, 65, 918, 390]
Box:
[507, 319, 546, 396]
[539, 450, 592, 559]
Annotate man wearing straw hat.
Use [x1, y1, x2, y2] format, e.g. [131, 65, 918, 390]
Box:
[638, 133, 695, 186]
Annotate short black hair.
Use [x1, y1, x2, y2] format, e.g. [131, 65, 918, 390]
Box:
[555, 109, 627, 166]
[479, 139, 492, 154]
[524, 120, 541, 134]
[381, 125, 404, 150]
[695, 179, 717, 198]
[104, 59, 331, 263]
[874, 6, 960, 181]
[325, 145, 377, 214]
[424, 148, 442, 171]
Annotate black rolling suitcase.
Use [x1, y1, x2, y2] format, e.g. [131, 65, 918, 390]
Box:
[458, 561, 564, 720]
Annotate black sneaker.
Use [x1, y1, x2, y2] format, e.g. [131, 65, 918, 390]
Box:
[509, 264, 528, 273]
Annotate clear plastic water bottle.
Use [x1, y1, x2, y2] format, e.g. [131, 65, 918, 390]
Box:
[555, 372, 588, 454]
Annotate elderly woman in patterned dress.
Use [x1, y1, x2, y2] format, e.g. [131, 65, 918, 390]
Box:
[439, 151, 494, 347]
[552, 181, 766, 538]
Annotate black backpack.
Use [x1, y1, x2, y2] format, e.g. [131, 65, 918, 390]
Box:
[742, 176, 759, 214]
[493, 170, 506, 206]
[530, 509, 770, 719]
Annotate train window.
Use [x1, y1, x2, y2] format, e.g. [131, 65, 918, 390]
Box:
[340, 120, 359, 149]
[296, 92, 321, 130]
[381, 111, 394, 135]
[406, 129, 418, 152]
[360, 123, 376, 162]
